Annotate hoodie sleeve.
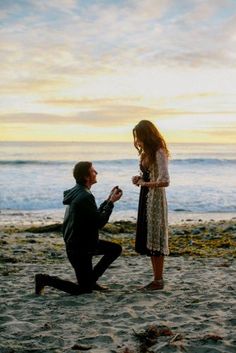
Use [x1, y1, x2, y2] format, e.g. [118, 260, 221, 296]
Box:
[81, 194, 114, 229]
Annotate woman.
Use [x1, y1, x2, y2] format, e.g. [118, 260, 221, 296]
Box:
[132, 120, 170, 290]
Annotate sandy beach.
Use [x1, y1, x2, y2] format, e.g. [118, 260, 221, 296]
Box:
[0, 214, 236, 353]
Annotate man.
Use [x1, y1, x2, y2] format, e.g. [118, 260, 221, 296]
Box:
[35, 161, 122, 295]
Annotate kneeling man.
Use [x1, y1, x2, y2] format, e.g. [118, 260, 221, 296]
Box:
[35, 161, 122, 295]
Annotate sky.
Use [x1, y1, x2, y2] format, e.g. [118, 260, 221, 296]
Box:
[0, 0, 236, 143]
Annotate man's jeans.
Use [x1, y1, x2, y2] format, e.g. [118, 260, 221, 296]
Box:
[44, 240, 122, 295]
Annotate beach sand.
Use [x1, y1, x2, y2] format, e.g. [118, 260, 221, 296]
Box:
[0, 214, 236, 353]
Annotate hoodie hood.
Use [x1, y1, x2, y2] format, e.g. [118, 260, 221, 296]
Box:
[63, 184, 85, 205]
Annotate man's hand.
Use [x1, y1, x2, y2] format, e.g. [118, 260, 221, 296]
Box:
[107, 186, 118, 200]
[109, 186, 123, 203]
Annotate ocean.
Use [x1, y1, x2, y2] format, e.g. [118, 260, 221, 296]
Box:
[0, 141, 236, 223]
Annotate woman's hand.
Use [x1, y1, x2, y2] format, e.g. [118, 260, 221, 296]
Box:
[132, 175, 141, 185]
[137, 179, 146, 187]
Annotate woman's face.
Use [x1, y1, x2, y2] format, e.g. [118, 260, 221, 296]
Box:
[134, 131, 144, 149]
[137, 139, 144, 149]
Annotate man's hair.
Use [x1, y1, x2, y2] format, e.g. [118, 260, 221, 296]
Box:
[73, 161, 92, 185]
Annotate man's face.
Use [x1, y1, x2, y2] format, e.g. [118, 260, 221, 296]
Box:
[87, 165, 98, 185]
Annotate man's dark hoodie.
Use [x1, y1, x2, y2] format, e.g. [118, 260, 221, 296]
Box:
[62, 184, 114, 252]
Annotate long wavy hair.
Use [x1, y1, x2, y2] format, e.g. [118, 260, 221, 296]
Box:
[133, 120, 169, 165]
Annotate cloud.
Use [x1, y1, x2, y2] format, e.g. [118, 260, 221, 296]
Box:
[30, 0, 77, 12]
[1, 107, 236, 130]
[1, 0, 236, 142]
[41, 97, 140, 107]
[0, 103, 187, 129]
[197, 127, 236, 139]
[1, 0, 236, 79]
[0, 105, 166, 127]
[0, 78, 69, 94]
[41, 95, 236, 115]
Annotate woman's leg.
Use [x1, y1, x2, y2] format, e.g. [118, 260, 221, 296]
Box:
[141, 255, 164, 290]
[151, 255, 164, 281]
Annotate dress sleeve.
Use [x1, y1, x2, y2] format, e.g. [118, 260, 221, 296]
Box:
[156, 148, 170, 185]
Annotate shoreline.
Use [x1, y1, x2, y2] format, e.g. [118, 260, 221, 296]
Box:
[1, 208, 235, 229]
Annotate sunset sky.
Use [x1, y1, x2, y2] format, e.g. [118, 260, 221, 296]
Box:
[0, 0, 236, 143]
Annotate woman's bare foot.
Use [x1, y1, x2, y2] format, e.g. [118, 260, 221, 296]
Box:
[140, 279, 164, 291]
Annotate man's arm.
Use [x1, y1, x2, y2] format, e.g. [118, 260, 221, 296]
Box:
[82, 194, 114, 229]
[98, 186, 122, 218]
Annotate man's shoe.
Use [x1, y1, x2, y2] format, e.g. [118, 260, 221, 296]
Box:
[35, 274, 48, 295]
[93, 283, 109, 291]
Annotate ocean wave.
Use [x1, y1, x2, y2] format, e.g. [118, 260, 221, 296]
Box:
[171, 158, 236, 164]
[0, 160, 72, 165]
[1, 201, 236, 213]
[0, 159, 138, 166]
[1, 158, 236, 166]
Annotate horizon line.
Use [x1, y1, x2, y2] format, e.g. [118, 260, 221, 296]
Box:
[0, 140, 236, 145]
